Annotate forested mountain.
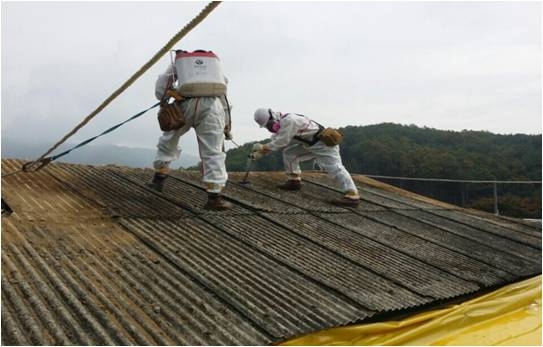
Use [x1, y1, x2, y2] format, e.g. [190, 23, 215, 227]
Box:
[225, 123, 541, 218]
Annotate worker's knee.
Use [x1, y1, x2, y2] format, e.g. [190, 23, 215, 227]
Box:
[320, 163, 344, 177]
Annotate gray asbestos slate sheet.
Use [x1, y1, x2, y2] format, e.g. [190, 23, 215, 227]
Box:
[1, 160, 541, 345]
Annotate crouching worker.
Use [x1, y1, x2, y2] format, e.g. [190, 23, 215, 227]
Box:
[251, 108, 360, 207]
[147, 49, 233, 210]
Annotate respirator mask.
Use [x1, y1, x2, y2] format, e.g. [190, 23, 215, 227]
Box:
[265, 109, 281, 133]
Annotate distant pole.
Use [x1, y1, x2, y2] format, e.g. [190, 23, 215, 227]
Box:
[460, 182, 466, 207]
[493, 181, 499, 215]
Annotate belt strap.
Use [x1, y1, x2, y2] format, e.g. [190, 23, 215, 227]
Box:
[294, 124, 324, 146]
[284, 112, 325, 146]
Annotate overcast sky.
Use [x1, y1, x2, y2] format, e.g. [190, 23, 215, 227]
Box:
[2, 1, 541, 159]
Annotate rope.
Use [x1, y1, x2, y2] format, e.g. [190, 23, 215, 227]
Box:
[23, 1, 222, 172]
[15, 102, 161, 173]
[1, 169, 23, 179]
[53, 103, 161, 161]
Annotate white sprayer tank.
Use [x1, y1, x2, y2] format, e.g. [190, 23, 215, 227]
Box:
[175, 51, 227, 97]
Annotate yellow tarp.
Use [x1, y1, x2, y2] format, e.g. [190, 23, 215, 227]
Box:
[280, 275, 541, 346]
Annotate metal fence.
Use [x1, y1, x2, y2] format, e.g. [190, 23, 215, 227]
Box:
[360, 174, 541, 217]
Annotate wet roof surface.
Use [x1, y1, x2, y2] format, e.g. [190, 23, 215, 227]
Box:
[1, 158, 541, 345]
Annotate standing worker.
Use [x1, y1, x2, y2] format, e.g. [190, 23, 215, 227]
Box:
[147, 49, 233, 210]
[251, 108, 360, 206]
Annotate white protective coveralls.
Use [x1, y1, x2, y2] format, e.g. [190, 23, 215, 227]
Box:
[267, 112, 358, 195]
[153, 64, 230, 193]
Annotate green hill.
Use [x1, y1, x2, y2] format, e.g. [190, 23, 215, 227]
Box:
[225, 123, 541, 218]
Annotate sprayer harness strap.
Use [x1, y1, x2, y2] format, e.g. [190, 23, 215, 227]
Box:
[285, 113, 325, 146]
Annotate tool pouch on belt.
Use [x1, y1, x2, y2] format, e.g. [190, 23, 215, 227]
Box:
[318, 127, 344, 146]
[157, 101, 185, 132]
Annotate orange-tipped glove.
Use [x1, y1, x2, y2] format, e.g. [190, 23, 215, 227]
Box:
[166, 89, 184, 101]
[250, 143, 272, 160]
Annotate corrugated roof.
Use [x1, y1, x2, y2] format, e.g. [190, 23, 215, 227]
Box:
[1, 158, 541, 345]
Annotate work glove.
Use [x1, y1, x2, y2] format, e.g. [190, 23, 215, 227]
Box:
[250, 143, 271, 160]
[224, 123, 232, 140]
[166, 89, 184, 101]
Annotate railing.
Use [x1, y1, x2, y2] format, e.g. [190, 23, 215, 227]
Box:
[359, 174, 541, 216]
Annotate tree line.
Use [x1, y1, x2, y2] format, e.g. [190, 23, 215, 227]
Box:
[222, 123, 541, 218]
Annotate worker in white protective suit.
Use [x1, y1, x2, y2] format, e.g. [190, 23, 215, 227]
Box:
[251, 108, 360, 206]
[147, 49, 233, 210]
